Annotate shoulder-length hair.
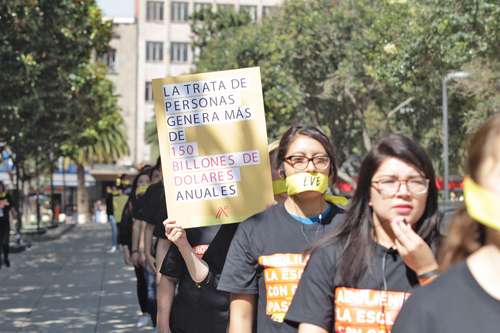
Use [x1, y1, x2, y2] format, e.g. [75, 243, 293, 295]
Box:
[276, 126, 338, 185]
[315, 134, 440, 285]
[129, 168, 151, 203]
[439, 113, 500, 270]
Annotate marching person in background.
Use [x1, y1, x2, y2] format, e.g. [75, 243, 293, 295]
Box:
[157, 220, 238, 333]
[141, 158, 169, 280]
[155, 140, 289, 333]
[218, 126, 346, 333]
[105, 183, 119, 253]
[0, 181, 16, 268]
[392, 114, 500, 333]
[128, 167, 157, 329]
[285, 134, 442, 333]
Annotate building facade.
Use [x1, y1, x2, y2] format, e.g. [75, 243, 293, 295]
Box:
[102, 0, 282, 165]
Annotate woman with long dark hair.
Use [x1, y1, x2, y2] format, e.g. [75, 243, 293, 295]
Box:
[286, 134, 442, 333]
[117, 168, 154, 328]
[392, 114, 500, 333]
[218, 126, 346, 333]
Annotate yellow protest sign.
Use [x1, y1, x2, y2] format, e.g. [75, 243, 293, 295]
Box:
[153, 67, 274, 228]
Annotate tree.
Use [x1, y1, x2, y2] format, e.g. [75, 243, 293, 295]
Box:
[0, 0, 113, 165]
[194, 0, 500, 179]
[61, 63, 129, 223]
[0, 0, 122, 224]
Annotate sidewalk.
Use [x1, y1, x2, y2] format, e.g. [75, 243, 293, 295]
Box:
[0, 223, 154, 333]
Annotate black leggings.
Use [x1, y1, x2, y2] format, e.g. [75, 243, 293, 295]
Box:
[0, 223, 9, 262]
[134, 265, 148, 314]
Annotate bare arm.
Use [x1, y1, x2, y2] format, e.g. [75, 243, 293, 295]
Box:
[144, 223, 155, 271]
[131, 218, 142, 266]
[177, 241, 209, 283]
[228, 293, 256, 333]
[156, 275, 176, 333]
[164, 220, 209, 283]
[155, 238, 171, 283]
[298, 323, 329, 333]
[121, 246, 132, 266]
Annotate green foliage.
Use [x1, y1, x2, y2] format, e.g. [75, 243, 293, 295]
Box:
[66, 64, 129, 165]
[145, 119, 159, 162]
[191, 7, 252, 60]
[0, 0, 126, 170]
[193, 0, 500, 173]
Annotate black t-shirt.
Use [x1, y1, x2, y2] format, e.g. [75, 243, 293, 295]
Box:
[0, 192, 13, 225]
[160, 223, 238, 333]
[140, 182, 168, 239]
[392, 261, 500, 333]
[117, 200, 133, 249]
[285, 240, 422, 333]
[132, 189, 149, 221]
[105, 191, 114, 215]
[218, 203, 345, 333]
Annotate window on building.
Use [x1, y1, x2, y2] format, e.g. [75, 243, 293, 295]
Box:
[240, 5, 257, 22]
[262, 6, 278, 18]
[194, 2, 212, 14]
[171, 2, 189, 22]
[97, 48, 117, 72]
[146, 1, 164, 21]
[170, 42, 189, 63]
[145, 81, 153, 102]
[146, 41, 164, 62]
[216, 4, 235, 12]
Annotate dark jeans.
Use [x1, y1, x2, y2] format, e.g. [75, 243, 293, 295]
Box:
[144, 267, 157, 326]
[107, 214, 118, 247]
[0, 223, 9, 263]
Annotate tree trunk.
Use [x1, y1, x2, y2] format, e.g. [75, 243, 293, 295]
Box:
[76, 163, 89, 224]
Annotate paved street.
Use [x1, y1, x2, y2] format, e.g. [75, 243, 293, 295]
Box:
[0, 223, 154, 333]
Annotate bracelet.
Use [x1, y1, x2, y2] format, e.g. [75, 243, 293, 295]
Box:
[418, 269, 439, 285]
[131, 249, 139, 254]
[195, 271, 213, 289]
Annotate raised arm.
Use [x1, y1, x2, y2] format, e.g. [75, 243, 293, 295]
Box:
[163, 220, 209, 283]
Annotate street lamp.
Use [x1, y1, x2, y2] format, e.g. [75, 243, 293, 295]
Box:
[442, 71, 470, 202]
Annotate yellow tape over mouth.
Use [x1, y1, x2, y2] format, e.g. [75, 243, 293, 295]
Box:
[464, 176, 500, 231]
[285, 172, 329, 196]
[136, 184, 149, 196]
[272, 179, 287, 195]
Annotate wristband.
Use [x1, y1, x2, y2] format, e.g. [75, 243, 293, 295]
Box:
[131, 250, 139, 254]
[418, 269, 439, 285]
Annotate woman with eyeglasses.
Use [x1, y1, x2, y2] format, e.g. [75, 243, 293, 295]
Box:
[285, 134, 442, 333]
[218, 126, 347, 333]
[392, 114, 500, 333]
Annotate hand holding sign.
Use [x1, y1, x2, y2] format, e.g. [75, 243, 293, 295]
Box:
[390, 219, 438, 275]
[164, 220, 190, 250]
